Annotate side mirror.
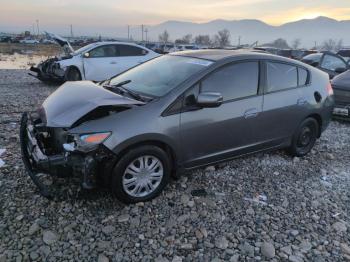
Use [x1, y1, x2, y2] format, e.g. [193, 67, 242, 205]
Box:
[83, 52, 90, 58]
[335, 67, 347, 74]
[310, 61, 319, 67]
[196, 92, 223, 108]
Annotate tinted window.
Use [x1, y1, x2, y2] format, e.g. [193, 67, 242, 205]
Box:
[298, 68, 308, 86]
[89, 45, 117, 57]
[321, 54, 347, 71]
[201, 62, 259, 101]
[267, 62, 298, 92]
[117, 45, 147, 56]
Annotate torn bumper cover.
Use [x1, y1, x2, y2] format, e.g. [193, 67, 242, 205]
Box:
[20, 112, 113, 198]
[29, 58, 66, 82]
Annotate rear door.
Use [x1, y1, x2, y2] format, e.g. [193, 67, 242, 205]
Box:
[179, 61, 264, 167]
[83, 44, 119, 81]
[114, 44, 153, 74]
[257, 61, 309, 146]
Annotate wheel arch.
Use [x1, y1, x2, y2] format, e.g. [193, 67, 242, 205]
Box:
[306, 113, 322, 138]
[105, 138, 179, 185]
[64, 65, 82, 81]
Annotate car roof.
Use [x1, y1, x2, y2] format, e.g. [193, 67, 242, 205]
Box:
[170, 49, 296, 62]
[91, 41, 148, 48]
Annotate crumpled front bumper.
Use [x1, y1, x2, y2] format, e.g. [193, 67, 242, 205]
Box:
[20, 113, 108, 198]
[29, 59, 65, 83]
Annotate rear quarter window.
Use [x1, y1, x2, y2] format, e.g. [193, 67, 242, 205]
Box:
[298, 67, 309, 86]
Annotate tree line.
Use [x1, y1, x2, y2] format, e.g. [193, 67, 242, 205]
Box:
[158, 29, 345, 51]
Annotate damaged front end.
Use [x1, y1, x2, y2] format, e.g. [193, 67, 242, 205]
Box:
[20, 81, 144, 197]
[20, 112, 116, 198]
[29, 32, 74, 82]
[30, 57, 67, 83]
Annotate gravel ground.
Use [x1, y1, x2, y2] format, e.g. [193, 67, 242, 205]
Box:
[0, 69, 350, 262]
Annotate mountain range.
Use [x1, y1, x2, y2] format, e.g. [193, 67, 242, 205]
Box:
[144, 16, 349, 48]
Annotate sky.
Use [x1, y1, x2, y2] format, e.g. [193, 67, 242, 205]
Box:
[0, 0, 350, 35]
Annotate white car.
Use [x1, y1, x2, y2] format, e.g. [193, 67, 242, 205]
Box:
[30, 33, 160, 82]
[20, 39, 40, 44]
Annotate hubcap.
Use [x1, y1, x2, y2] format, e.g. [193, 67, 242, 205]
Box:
[122, 155, 164, 198]
[297, 126, 312, 147]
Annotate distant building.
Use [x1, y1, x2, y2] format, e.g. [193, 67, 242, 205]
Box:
[24, 31, 31, 37]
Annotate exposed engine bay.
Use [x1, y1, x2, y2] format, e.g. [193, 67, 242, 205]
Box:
[20, 80, 145, 197]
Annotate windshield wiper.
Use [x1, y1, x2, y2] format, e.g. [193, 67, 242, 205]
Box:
[104, 80, 146, 102]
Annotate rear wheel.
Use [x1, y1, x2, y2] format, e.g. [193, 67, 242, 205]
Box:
[65, 67, 81, 81]
[288, 118, 319, 157]
[111, 145, 171, 204]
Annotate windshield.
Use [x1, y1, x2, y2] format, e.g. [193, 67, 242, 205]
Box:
[109, 55, 213, 97]
[73, 43, 97, 55]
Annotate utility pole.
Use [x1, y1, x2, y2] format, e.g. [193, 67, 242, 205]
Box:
[144, 28, 148, 42]
[32, 24, 35, 35]
[141, 24, 144, 42]
[36, 19, 40, 37]
[70, 24, 73, 38]
[127, 25, 130, 40]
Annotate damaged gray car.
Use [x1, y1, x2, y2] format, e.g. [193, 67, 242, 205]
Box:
[21, 50, 334, 203]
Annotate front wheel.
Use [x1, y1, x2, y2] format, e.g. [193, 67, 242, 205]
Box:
[111, 145, 171, 204]
[288, 118, 319, 157]
[65, 67, 82, 81]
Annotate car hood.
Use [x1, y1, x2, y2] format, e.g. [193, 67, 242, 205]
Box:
[44, 32, 74, 55]
[41, 81, 144, 128]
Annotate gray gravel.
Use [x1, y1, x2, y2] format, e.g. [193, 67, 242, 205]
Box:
[0, 69, 350, 261]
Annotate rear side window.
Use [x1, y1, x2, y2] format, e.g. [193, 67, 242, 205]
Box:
[266, 62, 298, 92]
[201, 62, 259, 101]
[117, 45, 147, 56]
[298, 68, 309, 86]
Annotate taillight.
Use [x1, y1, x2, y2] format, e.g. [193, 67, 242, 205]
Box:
[327, 82, 334, 95]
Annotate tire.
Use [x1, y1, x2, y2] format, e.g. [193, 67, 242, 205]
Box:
[111, 145, 171, 204]
[65, 67, 81, 81]
[288, 118, 319, 157]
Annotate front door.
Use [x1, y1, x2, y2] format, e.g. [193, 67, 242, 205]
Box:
[83, 44, 119, 81]
[179, 61, 263, 168]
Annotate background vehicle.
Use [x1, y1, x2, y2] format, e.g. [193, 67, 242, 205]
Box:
[30, 33, 160, 82]
[302, 51, 349, 79]
[19, 39, 40, 44]
[331, 70, 350, 120]
[21, 50, 334, 203]
[277, 49, 305, 60]
[177, 44, 199, 51]
[337, 49, 350, 64]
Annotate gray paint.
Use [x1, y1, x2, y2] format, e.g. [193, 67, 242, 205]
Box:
[43, 50, 334, 170]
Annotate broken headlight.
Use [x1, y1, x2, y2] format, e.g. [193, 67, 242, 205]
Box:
[65, 132, 111, 153]
[79, 132, 111, 144]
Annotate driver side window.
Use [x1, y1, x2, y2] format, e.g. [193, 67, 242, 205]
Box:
[321, 55, 346, 72]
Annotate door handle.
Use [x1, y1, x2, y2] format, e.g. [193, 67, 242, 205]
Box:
[110, 61, 117, 64]
[244, 108, 259, 119]
[297, 98, 307, 105]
